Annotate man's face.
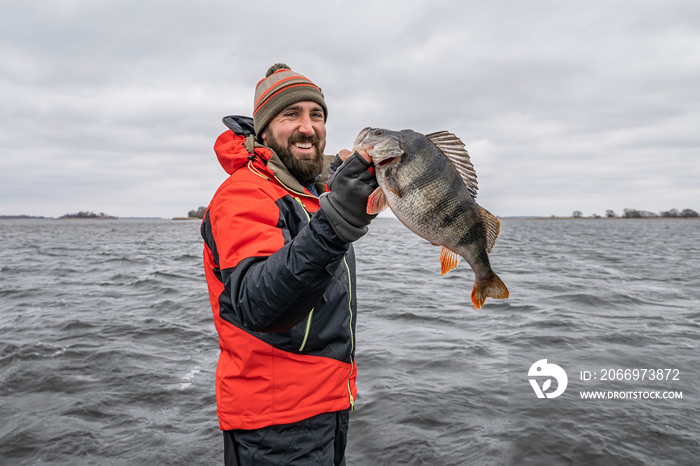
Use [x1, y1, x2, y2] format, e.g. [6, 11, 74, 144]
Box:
[261, 101, 327, 184]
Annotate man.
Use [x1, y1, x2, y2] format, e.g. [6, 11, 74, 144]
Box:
[201, 63, 377, 465]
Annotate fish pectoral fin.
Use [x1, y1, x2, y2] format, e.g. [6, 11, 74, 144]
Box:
[439, 247, 461, 275]
[478, 205, 501, 253]
[367, 188, 389, 215]
[384, 171, 403, 198]
[386, 184, 402, 198]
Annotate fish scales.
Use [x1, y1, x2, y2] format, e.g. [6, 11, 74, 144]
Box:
[385, 138, 462, 235]
[352, 127, 509, 309]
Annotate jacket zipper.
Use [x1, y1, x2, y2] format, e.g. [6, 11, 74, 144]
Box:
[294, 197, 315, 353]
[294, 196, 355, 409]
[343, 258, 355, 410]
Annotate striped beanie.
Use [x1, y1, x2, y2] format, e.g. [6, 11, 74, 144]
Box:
[253, 63, 328, 137]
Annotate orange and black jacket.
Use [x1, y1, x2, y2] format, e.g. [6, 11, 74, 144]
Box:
[201, 116, 357, 431]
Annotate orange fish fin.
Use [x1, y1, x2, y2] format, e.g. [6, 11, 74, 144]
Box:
[366, 187, 389, 215]
[471, 273, 509, 309]
[439, 247, 461, 275]
[478, 205, 501, 253]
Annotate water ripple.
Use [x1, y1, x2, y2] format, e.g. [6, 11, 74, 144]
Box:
[0, 218, 698, 465]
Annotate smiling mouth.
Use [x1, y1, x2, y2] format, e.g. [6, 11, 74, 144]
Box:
[293, 142, 313, 150]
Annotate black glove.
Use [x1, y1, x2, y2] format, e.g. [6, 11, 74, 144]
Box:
[327, 154, 343, 175]
[319, 152, 379, 243]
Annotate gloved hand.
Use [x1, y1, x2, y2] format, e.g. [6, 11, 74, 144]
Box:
[319, 151, 379, 243]
[327, 153, 344, 175]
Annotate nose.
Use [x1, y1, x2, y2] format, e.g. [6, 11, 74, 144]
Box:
[297, 114, 315, 136]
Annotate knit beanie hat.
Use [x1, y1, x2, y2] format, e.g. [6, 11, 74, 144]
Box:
[253, 63, 328, 137]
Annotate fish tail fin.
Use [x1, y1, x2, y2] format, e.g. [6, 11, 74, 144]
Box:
[471, 273, 509, 309]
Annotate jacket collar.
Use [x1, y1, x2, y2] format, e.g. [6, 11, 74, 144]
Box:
[219, 115, 331, 197]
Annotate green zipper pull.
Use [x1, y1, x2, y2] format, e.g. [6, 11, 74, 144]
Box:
[298, 308, 314, 352]
[294, 197, 311, 221]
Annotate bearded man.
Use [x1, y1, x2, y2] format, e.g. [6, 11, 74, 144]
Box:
[201, 63, 377, 466]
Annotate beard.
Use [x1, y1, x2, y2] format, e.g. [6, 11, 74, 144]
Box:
[264, 131, 326, 185]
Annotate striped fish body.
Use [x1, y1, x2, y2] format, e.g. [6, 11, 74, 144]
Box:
[352, 128, 508, 309]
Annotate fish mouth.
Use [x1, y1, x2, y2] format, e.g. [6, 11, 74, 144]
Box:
[377, 156, 398, 166]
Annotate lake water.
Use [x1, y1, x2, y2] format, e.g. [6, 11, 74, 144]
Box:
[1, 217, 698, 465]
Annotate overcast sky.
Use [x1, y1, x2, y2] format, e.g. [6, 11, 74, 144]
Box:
[1, 0, 698, 218]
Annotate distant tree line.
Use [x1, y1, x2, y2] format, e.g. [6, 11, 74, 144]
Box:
[59, 211, 117, 219]
[187, 206, 207, 219]
[572, 208, 699, 218]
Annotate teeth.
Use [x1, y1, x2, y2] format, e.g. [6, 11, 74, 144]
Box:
[294, 142, 312, 149]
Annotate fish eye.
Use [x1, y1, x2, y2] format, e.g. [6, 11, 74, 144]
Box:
[374, 130, 383, 136]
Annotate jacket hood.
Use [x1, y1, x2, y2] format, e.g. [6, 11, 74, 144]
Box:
[214, 115, 265, 175]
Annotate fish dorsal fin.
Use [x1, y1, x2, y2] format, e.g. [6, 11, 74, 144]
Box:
[478, 205, 500, 252]
[426, 131, 478, 199]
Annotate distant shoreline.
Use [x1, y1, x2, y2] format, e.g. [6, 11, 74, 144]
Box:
[3, 215, 698, 222]
[528, 216, 700, 220]
[55, 217, 118, 220]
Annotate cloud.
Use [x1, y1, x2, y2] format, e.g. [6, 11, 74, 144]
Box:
[1, 0, 698, 217]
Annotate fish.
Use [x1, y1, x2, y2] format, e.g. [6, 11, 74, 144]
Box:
[352, 127, 509, 309]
